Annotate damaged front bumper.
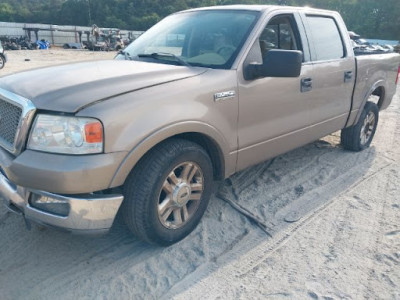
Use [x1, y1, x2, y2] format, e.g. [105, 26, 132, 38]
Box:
[0, 171, 124, 233]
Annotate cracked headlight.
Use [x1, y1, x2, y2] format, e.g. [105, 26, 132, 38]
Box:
[28, 114, 103, 154]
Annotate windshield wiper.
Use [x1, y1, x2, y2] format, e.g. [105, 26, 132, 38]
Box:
[118, 50, 132, 60]
[137, 52, 191, 67]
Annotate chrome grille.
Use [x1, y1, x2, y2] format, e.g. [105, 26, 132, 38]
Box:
[0, 88, 36, 155]
[0, 99, 22, 149]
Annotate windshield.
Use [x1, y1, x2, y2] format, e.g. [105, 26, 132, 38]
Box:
[117, 10, 259, 69]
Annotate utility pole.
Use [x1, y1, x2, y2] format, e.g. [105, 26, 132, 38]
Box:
[88, 0, 92, 26]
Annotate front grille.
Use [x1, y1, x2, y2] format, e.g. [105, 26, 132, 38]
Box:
[0, 98, 22, 150]
[0, 88, 36, 155]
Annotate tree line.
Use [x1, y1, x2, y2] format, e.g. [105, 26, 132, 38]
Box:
[0, 0, 399, 40]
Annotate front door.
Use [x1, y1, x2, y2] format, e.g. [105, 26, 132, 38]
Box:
[237, 13, 315, 171]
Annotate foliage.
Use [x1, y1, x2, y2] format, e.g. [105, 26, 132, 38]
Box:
[0, 0, 399, 40]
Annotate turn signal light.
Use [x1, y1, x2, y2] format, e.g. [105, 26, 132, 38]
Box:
[85, 122, 103, 143]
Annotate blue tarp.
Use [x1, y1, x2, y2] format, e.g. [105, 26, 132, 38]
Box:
[36, 40, 50, 50]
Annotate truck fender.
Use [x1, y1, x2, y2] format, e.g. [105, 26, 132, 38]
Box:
[352, 79, 386, 126]
[108, 121, 234, 188]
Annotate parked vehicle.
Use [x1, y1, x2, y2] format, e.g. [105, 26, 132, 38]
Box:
[85, 25, 124, 51]
[0, 41, 7, 69]
[0, 5, 399, 245]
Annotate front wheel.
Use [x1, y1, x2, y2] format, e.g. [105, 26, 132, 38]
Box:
[341, 101, 379, 151]
[122, 138, 213, 246]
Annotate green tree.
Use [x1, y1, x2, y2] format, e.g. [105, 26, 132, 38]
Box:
[59, 0, 89, 25]
[0, 3, 16, 22]
[0, 0, 398, 40]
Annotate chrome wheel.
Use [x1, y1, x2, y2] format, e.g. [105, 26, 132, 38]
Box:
[122, 138, 212, 245]
[341, 102, 379, 152]
[158, 162, 204, 229]
[360, 111, 376, 145]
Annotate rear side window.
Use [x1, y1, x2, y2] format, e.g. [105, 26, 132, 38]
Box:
[306, 16, 344, 61]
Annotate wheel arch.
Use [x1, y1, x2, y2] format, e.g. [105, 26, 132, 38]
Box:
[371, 85, 386, 110]
[177, 132, 225, 181]
[352, 80, 385, 126]
[109, 122, 232, 188]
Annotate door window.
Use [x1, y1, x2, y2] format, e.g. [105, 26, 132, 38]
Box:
[259, 15, 302, 55]
[306, 16, 345, 61]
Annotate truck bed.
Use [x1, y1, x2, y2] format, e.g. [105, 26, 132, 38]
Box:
[347, 53, 400, 126]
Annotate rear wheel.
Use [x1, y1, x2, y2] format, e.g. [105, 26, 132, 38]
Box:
[122, 138, 213, 246]
[341, 102, 379, 151]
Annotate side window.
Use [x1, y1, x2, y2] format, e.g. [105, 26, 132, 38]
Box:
[306, 16, 344, 61]
[259, 15, 301, 55]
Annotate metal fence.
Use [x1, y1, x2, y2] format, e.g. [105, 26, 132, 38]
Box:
[0, 21, 143, 46]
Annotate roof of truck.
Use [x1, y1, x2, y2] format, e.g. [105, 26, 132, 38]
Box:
[181, 5, 335, 15]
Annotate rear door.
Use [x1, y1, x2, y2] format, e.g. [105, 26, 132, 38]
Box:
[300, 13, 355, 136]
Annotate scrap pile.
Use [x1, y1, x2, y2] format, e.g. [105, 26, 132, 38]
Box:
[0, 36, 50, 50]
[349, 31, 394, 55]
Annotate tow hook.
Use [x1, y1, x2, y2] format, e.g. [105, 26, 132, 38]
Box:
[23, 215, 32, 230]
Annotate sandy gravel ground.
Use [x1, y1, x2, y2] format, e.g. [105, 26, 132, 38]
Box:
[0, 49, 399, 300]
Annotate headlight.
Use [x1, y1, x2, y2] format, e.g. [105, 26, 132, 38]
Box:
[27, 114, 103, 154]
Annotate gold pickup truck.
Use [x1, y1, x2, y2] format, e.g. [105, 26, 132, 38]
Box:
[0, 5, 399, 245]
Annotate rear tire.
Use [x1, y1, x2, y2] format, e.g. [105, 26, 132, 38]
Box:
[341, 102, 379, 151]
[122, 138, 213, 246]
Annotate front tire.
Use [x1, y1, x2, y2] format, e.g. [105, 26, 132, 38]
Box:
[122, 138, 213, 246]
[341, 102, 379, 151]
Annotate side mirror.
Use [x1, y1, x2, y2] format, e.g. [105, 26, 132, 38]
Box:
[245, 49, 303, 80]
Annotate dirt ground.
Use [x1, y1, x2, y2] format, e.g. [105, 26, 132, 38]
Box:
[0, 49, 399, 300]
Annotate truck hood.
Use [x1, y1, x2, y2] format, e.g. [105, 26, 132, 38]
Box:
[0, 60, 207, 112]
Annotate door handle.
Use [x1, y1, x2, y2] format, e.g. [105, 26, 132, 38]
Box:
[301, 78, 312, 92]
[344, 71, 353, 82]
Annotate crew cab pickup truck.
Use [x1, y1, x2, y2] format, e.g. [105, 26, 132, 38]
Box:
[0, 5, 399, 245]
